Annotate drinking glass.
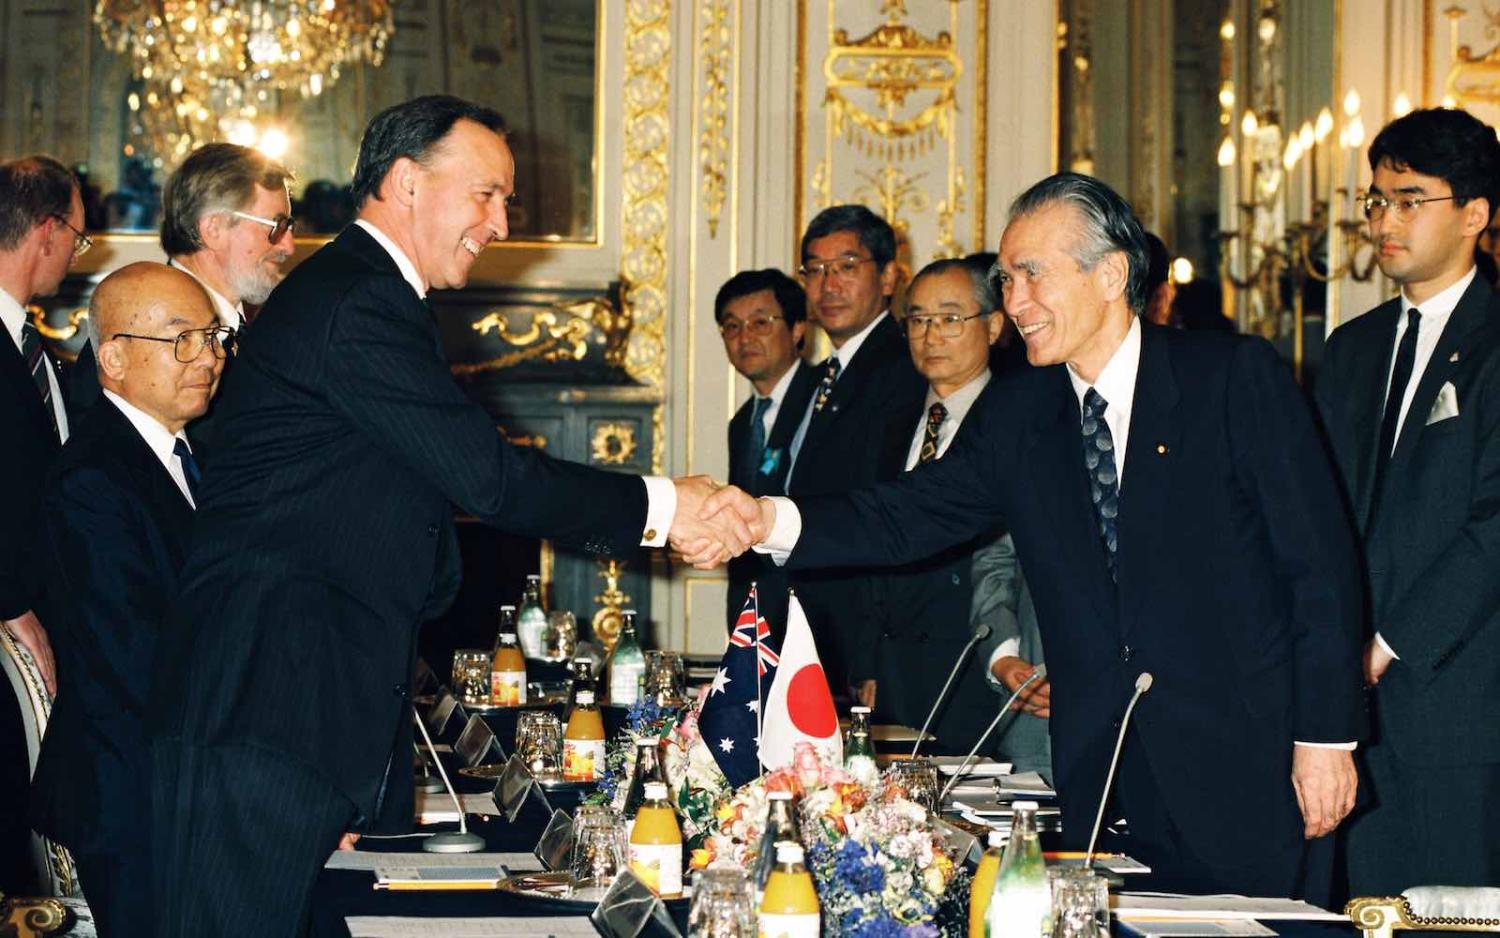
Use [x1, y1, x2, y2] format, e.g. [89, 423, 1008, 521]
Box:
[451, 649, 491, 707]
[688, 864, 756, 937]
[888, 758, 941, 813]
[645, 651, 688, 707]
[1049, 868, 1110, 938]
[569, 808, 627, 892]
[544, 610, 577, 662]
[516, 711, 562, 778]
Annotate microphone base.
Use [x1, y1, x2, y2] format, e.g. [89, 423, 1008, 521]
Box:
[417, 776, 446, 793]
[422, 831, 486, 853]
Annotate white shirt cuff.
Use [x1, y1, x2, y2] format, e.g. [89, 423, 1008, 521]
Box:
[1294, 740, 1358, 750]
[984, 639, 1022, 689]
[1374, 632, 1399, 661]
[640, 476, 676, 547]
[752, 496, 801, 564]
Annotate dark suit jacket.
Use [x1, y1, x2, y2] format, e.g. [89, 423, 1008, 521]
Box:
[31, 400, 194, 854]
[788, 324, 1365, 868]
[785, 314, 924, 689]
[1316, 274, 1500, 765]
[725, 360, 820, 633]
[145, 224, 650, 826]
[0, 326, 64, 620]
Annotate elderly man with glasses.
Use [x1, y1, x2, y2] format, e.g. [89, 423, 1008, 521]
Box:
[31, 262, 225, 937]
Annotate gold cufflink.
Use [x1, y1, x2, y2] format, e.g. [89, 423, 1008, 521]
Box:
[644, 528, 657, 541]
[1156, 443, 1168, 455]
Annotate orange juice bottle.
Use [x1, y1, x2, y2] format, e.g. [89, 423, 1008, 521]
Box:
[489, 624, 526, 706]
[758, 842, 819, 937]
[968, 830, 1004, 937]
[627, 781, 682, 898]
[562, 690, 605, 781]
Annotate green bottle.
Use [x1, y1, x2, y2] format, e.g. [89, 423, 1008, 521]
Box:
[985, 800, 1049, 938]
[608, 610, 646, 706]
[517, 574, 548, 659]
[844, 705, 879, 787]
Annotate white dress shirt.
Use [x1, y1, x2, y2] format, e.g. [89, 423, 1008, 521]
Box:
[785, 310, 892, 486]
[749, 359, 802, 442]
[903, 369, 992, 470]
[0, 286, 69, 443]
[103, 389, 197, 507]
[352, 218, 676, 545]
[168, 258, 245, 331]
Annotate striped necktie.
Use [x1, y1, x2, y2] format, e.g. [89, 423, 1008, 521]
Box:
[19, 322, 60, 441]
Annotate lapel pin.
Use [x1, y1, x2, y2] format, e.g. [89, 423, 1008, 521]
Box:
[1450, 351, 1460, 363]
[1156, 443, 1168, 455]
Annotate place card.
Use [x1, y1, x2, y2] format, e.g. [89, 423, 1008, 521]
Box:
[534, 809, 574, 871]
[422, 691, 460, 738]
[454, 716, 499, 768]
[589, 869, 682, 938]
[412, 658, 437, 695]
[496, 755, 534, 819]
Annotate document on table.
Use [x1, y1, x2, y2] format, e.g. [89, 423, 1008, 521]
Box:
[325, 851, 542, 874]
[1112, 894, 1345, 922]
[414, 789, 500, 823]
[997, 770, 1056, 796]
[345, 916, 597, 937]
[1120, 920, 1278, 937]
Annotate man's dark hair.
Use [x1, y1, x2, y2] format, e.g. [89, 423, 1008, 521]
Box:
[1008, 172, 1151, 314]
[713, 268, 807, 328]
[351, 95, 508, 208]
[800, 204, 896, 268]
[1144, 232, 1171, 296]
[908, 255, 1000, 315]
[160, 143, 293, 256]
[1368, 107, 1500, 222]
[0, 155, 78, 251]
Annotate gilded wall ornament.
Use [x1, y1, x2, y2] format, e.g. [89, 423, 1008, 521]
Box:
[698, 0, 733, 238]
[590, 421, 639, 466]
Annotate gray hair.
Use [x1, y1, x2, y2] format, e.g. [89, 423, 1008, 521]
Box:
[907, 256, 999, 315]
[1007, 172, 1150, 313]
[84, 291, 104, 351]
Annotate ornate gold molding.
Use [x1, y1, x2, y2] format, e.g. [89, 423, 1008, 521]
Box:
[590, 421, 639, 465]
[450, 296, 631, 378]
[592, 558, 633, 655]
[0, 895, 70, 937]
[698, 0, 733, 239]
[621, 0, 672, 474]
[26, 304, 88, 342]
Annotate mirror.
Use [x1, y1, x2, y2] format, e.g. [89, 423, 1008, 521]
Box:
[36, 0, 599, 243]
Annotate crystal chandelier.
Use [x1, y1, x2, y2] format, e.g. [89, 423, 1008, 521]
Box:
[95, 0, 394, 163]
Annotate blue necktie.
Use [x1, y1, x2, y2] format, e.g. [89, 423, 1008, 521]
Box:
[740, 396, 773, 485]
[173, 438, 201, 501]
[1081, 388, 1119, 581]
[19, 322, 60, 442]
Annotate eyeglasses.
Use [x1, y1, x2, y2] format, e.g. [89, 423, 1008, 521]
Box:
[798, 255, 876, 282]
[112, 326, 236, 363]
[1359, 193, 1456, 223]
[230, 210, 296, 243]
[718, 315, 786, 339]
[904, 311, 988, 339]
[51, 215, 92, 258]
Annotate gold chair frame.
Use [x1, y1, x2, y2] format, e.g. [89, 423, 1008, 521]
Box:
[1348, 896, 1500, 938]
[0, 895, 70, 937]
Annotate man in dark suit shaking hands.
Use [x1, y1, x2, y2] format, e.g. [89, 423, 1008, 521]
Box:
[146, 95, 749, 937]
[709, 173, 1366, 899]
[1316, 108, 1500, 892]
[32, 263, 226, 936]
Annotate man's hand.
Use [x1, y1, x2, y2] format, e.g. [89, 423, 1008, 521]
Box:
[3, 610, 55, 696]
[702, 487, 776, 551]
[857, 679, 877, 709]
[990, 656, 1050, 717]
[337, 832, 361, 852]
[1290, 745, 1357, 839]
[1364, 638, 1395, 686]
[669, 476, 755, 568]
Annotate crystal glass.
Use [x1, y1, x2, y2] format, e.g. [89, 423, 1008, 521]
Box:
[688, 865, 756, 937]
[544, 610, 577, 662]
[1049, 868, 1110, 938]
[888, 758, 941, 813]
[451, 649, 491, 707]
[569, 807, 627, 892]
[644, 650, 687, 707]
[516, 711, 562, 778]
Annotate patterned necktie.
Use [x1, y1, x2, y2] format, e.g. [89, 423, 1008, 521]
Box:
[739, 396, 773, 485]
[1081, 388, 1119, 581]
[173, 438, 201, 501]
[19, 322, 60, 441]
[812, 357, 842, 414]
[918, 401, 947, 464]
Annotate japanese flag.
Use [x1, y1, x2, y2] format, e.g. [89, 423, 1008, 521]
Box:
[759, 592, 842, 770]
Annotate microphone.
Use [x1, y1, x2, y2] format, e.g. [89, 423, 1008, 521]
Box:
[912, 622, 994, 758]
[1083, 672, 1153, 870]
[411, 708, 486, 853]
[937, 663, 1047, 805]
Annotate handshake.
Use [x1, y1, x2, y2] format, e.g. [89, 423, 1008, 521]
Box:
[666, 476, 776, 569]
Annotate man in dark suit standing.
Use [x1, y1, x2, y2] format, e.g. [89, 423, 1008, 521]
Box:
[785, 205, 924, 697]
[712, 173, 1365, 898]
[1315, 107, 1500, 891]
[0, 155, 85, 894]
[719, 268, 820, 634]
[146, 96, 747, 937]
[33, 263, 226, 936]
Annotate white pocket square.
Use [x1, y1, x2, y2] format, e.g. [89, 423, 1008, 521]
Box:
[1427, 381, 1460, 425]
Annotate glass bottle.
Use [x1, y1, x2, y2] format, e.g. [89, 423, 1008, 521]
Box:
[517, 574, 548, 659]
[622, 738, 666, 836]
[570, 655, 597, 708]
[985, 801, 1049, 938]
[628, 781, 683, 898]
[969, 830, 1005, 938]
[844, 705, 879, 787]
[753, 791, 802, 900]
[489, 626, 526, 706]
[608, 610, 646, 706]
[758, 841, 820, 937]
[563, 690, 606, 782]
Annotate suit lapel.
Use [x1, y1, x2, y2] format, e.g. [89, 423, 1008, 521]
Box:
[1346, 300, 1401, 531]
[0, 330, 54, 443]
[1388, 276, 1492, 471]
[97, 402, 197, 552]
[800, 316, 900, 457]
[1115, 326, 1180, 625]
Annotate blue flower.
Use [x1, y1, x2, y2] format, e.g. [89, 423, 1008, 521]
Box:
[833, 839, 886, 894]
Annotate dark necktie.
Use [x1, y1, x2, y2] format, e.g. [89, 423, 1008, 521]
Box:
[19, 322, 60, 442]
[1081, 388, 1120, 581]
[1377, 308, 1421, 471]
[918, 401, 947, 464]
[812, 357, 841, 414]
[739, 396, 773, 485]
[173, 438, 201, 501]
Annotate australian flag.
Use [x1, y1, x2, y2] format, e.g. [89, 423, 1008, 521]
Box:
[698, 584, 781, 787]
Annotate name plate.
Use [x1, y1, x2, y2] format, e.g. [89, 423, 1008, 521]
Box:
[454, 715, 499, 767]
[422, 691, 460, 737]
[412, 657, 437, 694]
[589, 868, 682, 938]
[534, 809, 574, 871]
[496, 754, 533, 818]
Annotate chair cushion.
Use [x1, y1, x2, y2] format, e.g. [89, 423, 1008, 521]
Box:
[1404, 886, 1500, 922]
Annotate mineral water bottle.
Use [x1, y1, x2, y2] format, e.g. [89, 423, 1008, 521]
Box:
[844, 705, 879, 787]
[985, 801, 1049, 938]
[517, 574, 548, 659]
[608, 610, 646, 706]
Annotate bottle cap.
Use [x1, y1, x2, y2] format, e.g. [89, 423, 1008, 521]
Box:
[774, 842, 804, 864]
[987, 831, 1006, 848]
[644, 781, 669, 800]
[767, 790, 793, 801]
[850, 706, 870, 714]
[576, 690, 596, 705]
[636, 738, 657, 750]
[623, 608, 637, 616]
[527, 574, 540, 581]
[500, 632, 517, 642]
[500, 604, 516, 612]
[1013, 800, 1039, 811]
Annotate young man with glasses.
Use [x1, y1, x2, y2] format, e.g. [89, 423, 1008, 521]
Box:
[31, 263, 224, 937]
[1315, 107, 1500, 893]
[716, 268, 821, 636]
